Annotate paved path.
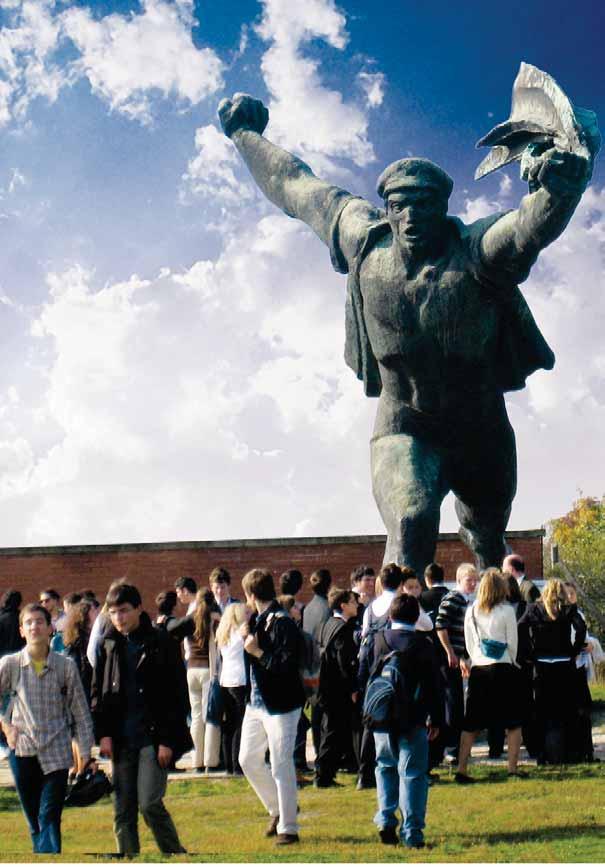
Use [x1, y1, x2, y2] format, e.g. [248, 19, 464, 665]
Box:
[2, 727, 604, 789]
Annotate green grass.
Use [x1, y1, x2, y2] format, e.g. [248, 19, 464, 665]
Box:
[1, 764, 604, 862]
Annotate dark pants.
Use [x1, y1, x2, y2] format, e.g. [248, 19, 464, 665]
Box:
[443, 666, 464, 757]
[310, 701, 323, 757]
[221, 686, 246, 774]
[315, 699, 352, 784]
[294, 709, 311, 769]
[9, 753, 68, 854]
[112, 744, 184, 854]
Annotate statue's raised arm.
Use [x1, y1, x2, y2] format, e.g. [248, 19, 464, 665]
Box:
[218, 93, 360, 263]
[479, 145, 592, 283]
[475, 62, 600, 284]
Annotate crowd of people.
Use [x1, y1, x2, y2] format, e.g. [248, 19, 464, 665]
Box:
[0, 554, 602, 854]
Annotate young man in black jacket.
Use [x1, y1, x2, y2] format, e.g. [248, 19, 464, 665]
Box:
[314, 588, 359, 788]
[91, 583, 190, 857]
[239, 569, 305, 846]
[370, 594, 444, 849]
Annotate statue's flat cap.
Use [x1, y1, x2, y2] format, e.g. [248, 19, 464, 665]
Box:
[377, 158, 453, 200]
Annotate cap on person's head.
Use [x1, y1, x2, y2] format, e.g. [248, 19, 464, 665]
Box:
[377, 158, 453, 202]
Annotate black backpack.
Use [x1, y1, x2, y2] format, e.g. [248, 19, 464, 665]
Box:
[358, 606, 390, 677]
[362, 640, 421, 733]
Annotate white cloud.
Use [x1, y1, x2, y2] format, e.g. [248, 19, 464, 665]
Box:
[181, 124, 254, 205]
[0, 0, 66, 126]
[61, 0, 224, 123]
[357, 71, 386, 108]
[1, 213, 377, 545]
[255, 0, 382, 172]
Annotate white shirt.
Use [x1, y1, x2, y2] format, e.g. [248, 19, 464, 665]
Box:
[361, 589, 396, 637]
[464, 601, 518, 666]
[219, 631, 246, 688]
[415, 606, 434, 632]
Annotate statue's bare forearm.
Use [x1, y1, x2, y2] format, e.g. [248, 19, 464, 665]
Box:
[219, 93, 350, 247]
[480, 148, 590, 282]
[481, 186, 581, 280]
[231, 128, 339, 234]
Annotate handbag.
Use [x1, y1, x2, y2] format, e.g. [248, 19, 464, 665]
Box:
[205, 628, 224, 726]
[64, 767, 113, 808]
[471, 606, 507, 660]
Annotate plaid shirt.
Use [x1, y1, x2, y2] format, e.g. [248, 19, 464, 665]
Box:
[0, 648, 94, 774]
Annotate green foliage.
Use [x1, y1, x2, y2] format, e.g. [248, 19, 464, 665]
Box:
[1, 769, 605, 862]
[547, 495, 605, 639]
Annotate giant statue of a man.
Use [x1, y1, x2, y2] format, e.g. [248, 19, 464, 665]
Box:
[218, 65, 598, 575]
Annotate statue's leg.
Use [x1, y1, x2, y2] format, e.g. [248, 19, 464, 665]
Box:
[449, 417, 517, 570]
[370, 433, 447, 574]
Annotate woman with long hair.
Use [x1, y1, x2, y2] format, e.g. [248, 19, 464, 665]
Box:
[456, 568, 524, 783]
[168, 587, 221, 772]
[518, 578, 587, 764]
[63, 600, 96, 776]
[216, 602, 248, 775]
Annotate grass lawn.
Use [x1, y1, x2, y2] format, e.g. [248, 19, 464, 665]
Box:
[1, 763, 604, 862]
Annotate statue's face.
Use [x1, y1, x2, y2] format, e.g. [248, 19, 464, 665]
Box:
[386, 188, 447, 253]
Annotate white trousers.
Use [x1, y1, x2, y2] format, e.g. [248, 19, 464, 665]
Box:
[187, 667, 221, 768]
[239, 704, 301, 836]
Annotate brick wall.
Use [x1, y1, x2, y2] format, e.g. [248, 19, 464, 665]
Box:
[0, 531, 543, 610]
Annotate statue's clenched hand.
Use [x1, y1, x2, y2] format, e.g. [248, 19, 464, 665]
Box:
[218, 93, 269, 139]
[522, 146, 590, 197]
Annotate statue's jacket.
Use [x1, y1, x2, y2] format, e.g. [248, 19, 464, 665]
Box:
[323, 196, 555, 408]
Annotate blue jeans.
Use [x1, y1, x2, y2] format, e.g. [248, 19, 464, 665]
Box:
[8, 753, 68, 853]
[373, 726, 429, 846]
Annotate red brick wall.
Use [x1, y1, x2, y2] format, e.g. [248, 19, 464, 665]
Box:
[0, 532, 543, 611]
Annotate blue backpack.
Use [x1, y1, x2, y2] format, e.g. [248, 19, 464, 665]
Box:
[362, 647, 421, 733]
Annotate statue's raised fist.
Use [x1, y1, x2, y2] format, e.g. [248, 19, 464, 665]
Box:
[218, 93, 269, 139]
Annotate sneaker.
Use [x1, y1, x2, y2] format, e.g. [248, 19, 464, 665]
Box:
[454, 772, 476, 785]
[265, 816, 279, 837]
[275, 833, 299, 845]
[378, 827, 399, 846]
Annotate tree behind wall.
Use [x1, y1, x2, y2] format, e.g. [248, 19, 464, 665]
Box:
[546, 495, 605, 640]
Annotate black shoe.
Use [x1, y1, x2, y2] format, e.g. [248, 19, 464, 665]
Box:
[265, 815, 279, 837]
[405, 839, 426, 849]
[378, 827, 399, 846]
[275, 833, 299, 845]
[507, 770, 529, 779]
[454, 772, 476, 785]
[314, 778, 339, 788]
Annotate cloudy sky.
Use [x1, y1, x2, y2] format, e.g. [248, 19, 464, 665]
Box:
[0, 0, 603, 548]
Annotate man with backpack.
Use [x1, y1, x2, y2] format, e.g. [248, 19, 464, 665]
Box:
[0, 603, 94, 854]
[356, 563, 405, 789]
[363, 594, 443, 849]
[314, 589, 360, 788]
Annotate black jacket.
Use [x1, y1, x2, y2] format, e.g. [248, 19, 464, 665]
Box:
[373, 628, 445, 730]
[0, 607, 24, 656]
[317, 616, 358, 706]
[246, 600, 305, 714]
[518, 602, 586, 662]
[91, 615, 192, 760]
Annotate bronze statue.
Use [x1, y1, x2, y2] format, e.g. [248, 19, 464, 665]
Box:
[218, 63, 599, 575]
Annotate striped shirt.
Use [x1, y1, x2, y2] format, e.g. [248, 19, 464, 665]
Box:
[435, 590, 469, 657]
[0, 648, 94, 774]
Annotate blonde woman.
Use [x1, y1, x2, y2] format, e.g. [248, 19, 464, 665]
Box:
[518, 578, 587, 764]
[216, 602, 248, 775]
[456, 568, 524, 783]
